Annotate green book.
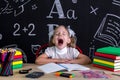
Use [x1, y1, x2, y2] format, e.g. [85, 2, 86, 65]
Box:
[0, 64, 23, 70]
[96, 46, 120, 56]
[12, 64, 23, 69]
[93, 61, 114, 68]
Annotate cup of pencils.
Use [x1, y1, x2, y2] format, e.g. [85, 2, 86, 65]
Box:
[0, 48, 16, 76]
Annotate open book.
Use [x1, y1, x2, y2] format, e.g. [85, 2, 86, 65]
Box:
[94, 14, 120, 46]
[37, 63, 90, 74]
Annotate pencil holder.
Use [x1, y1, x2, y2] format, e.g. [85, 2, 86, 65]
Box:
[0, 48, 15, 76]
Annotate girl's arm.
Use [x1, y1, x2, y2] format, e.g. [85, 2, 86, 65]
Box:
[35, 53, 69, 65]
[66, 53, 91, 64]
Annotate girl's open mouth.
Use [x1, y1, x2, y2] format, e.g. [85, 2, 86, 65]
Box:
[58, 39, 63, 45]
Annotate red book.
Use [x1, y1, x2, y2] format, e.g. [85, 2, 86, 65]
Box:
[13, 55, 22, 59]
[93, 64, 120, 72]
[95, 52, 120, 60]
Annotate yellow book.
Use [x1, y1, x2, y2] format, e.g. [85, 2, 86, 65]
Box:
[0, 64, 23, 69]
[15, 50, 22, 56]
[12, 61, 23, 65]
[93, 58, 120, 66]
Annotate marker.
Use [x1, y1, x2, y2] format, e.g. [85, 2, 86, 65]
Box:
[55, 72, 75, 78]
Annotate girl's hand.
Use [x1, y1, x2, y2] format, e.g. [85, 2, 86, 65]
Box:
[64, 59, 75, 64]
[56, 59, 73, 64]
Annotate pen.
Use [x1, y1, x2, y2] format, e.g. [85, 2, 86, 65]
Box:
[112, 74, 120, 77]
[55, 72, 75, 78]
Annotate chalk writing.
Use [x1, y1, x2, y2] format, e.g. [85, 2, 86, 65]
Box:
[46, 0, 65, 19]
[112, 0, 120, 7]
[32, 4, 37, 10]
[28, 23, 36, 36]
[0, 0, 31, 17]
[94, 14, 120, 47]
[90, 6, 98, 15]
[46, 0, 77, 19]
[13, 23, 21, 36]
[2, 44, 17, 48]
[72, 0, 77, 3]
[13, 23, 36, 36]
[47, 24, 58, 41]
[67, 9, 77, 19]
[0, 34, 2, 40]
[31, 44, 41, 55]
[88, 40, 95, 60]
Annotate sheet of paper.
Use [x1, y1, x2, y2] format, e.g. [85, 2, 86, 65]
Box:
[37, 63, 65, 74]
[37, 63, 90, 74]
[59, 64, 90, 71]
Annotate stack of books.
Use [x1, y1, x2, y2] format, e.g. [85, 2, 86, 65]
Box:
[93, 46, 120, 72]
[12, 50, 23, 69]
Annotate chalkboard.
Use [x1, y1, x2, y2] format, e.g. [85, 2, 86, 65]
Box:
[0, 0, 120, 63]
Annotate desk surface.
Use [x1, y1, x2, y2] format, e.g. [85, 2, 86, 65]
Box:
[1, 63, 120, 80]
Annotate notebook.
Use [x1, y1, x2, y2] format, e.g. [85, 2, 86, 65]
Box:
[37, 63, 90, 74]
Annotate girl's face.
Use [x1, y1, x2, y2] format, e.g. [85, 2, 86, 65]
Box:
[52, 26, 71, 49]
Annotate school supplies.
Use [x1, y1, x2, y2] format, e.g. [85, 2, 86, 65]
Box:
[25, 72, 44, 78]
[37, 63, 90, 74]
[55, 71, 75, 78]
[0, 48, 16, 76]
[93, 64, 120, 72]
[93, 46, 120, 72]
[0, 49, 23, 70]
[96, 46, 120, 55]
[0, 48, 23, 76]
[95, 52, 120, 60]
[19, 68, 32, 74]
[12, 50, 23, 69]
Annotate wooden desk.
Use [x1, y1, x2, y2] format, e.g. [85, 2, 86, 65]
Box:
[0, 64, 120, 80]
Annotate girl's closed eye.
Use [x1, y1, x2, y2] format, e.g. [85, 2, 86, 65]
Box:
[55, 33, 59, 36]
[63, 33, 66, 35]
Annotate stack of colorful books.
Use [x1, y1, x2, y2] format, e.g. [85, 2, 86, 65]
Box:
[93, 46, 120, 72]
[12, 50, 23, 69]
[0, 49, 23, 72]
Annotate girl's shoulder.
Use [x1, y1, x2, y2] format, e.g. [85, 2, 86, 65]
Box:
[67, 47, 76, 49]
[46, 46, 55, 50]
[67, 47, 80, 53]
[67, 47, 80, 55]
[67, 47, 78, 51]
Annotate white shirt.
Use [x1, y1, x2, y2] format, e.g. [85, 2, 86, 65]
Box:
[45, 46, 80, 59]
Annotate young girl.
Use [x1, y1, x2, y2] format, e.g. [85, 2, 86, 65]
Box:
[35, 25, 91, 65]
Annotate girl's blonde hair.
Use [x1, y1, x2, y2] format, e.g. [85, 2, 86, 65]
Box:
[49, 25, 76, 48]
